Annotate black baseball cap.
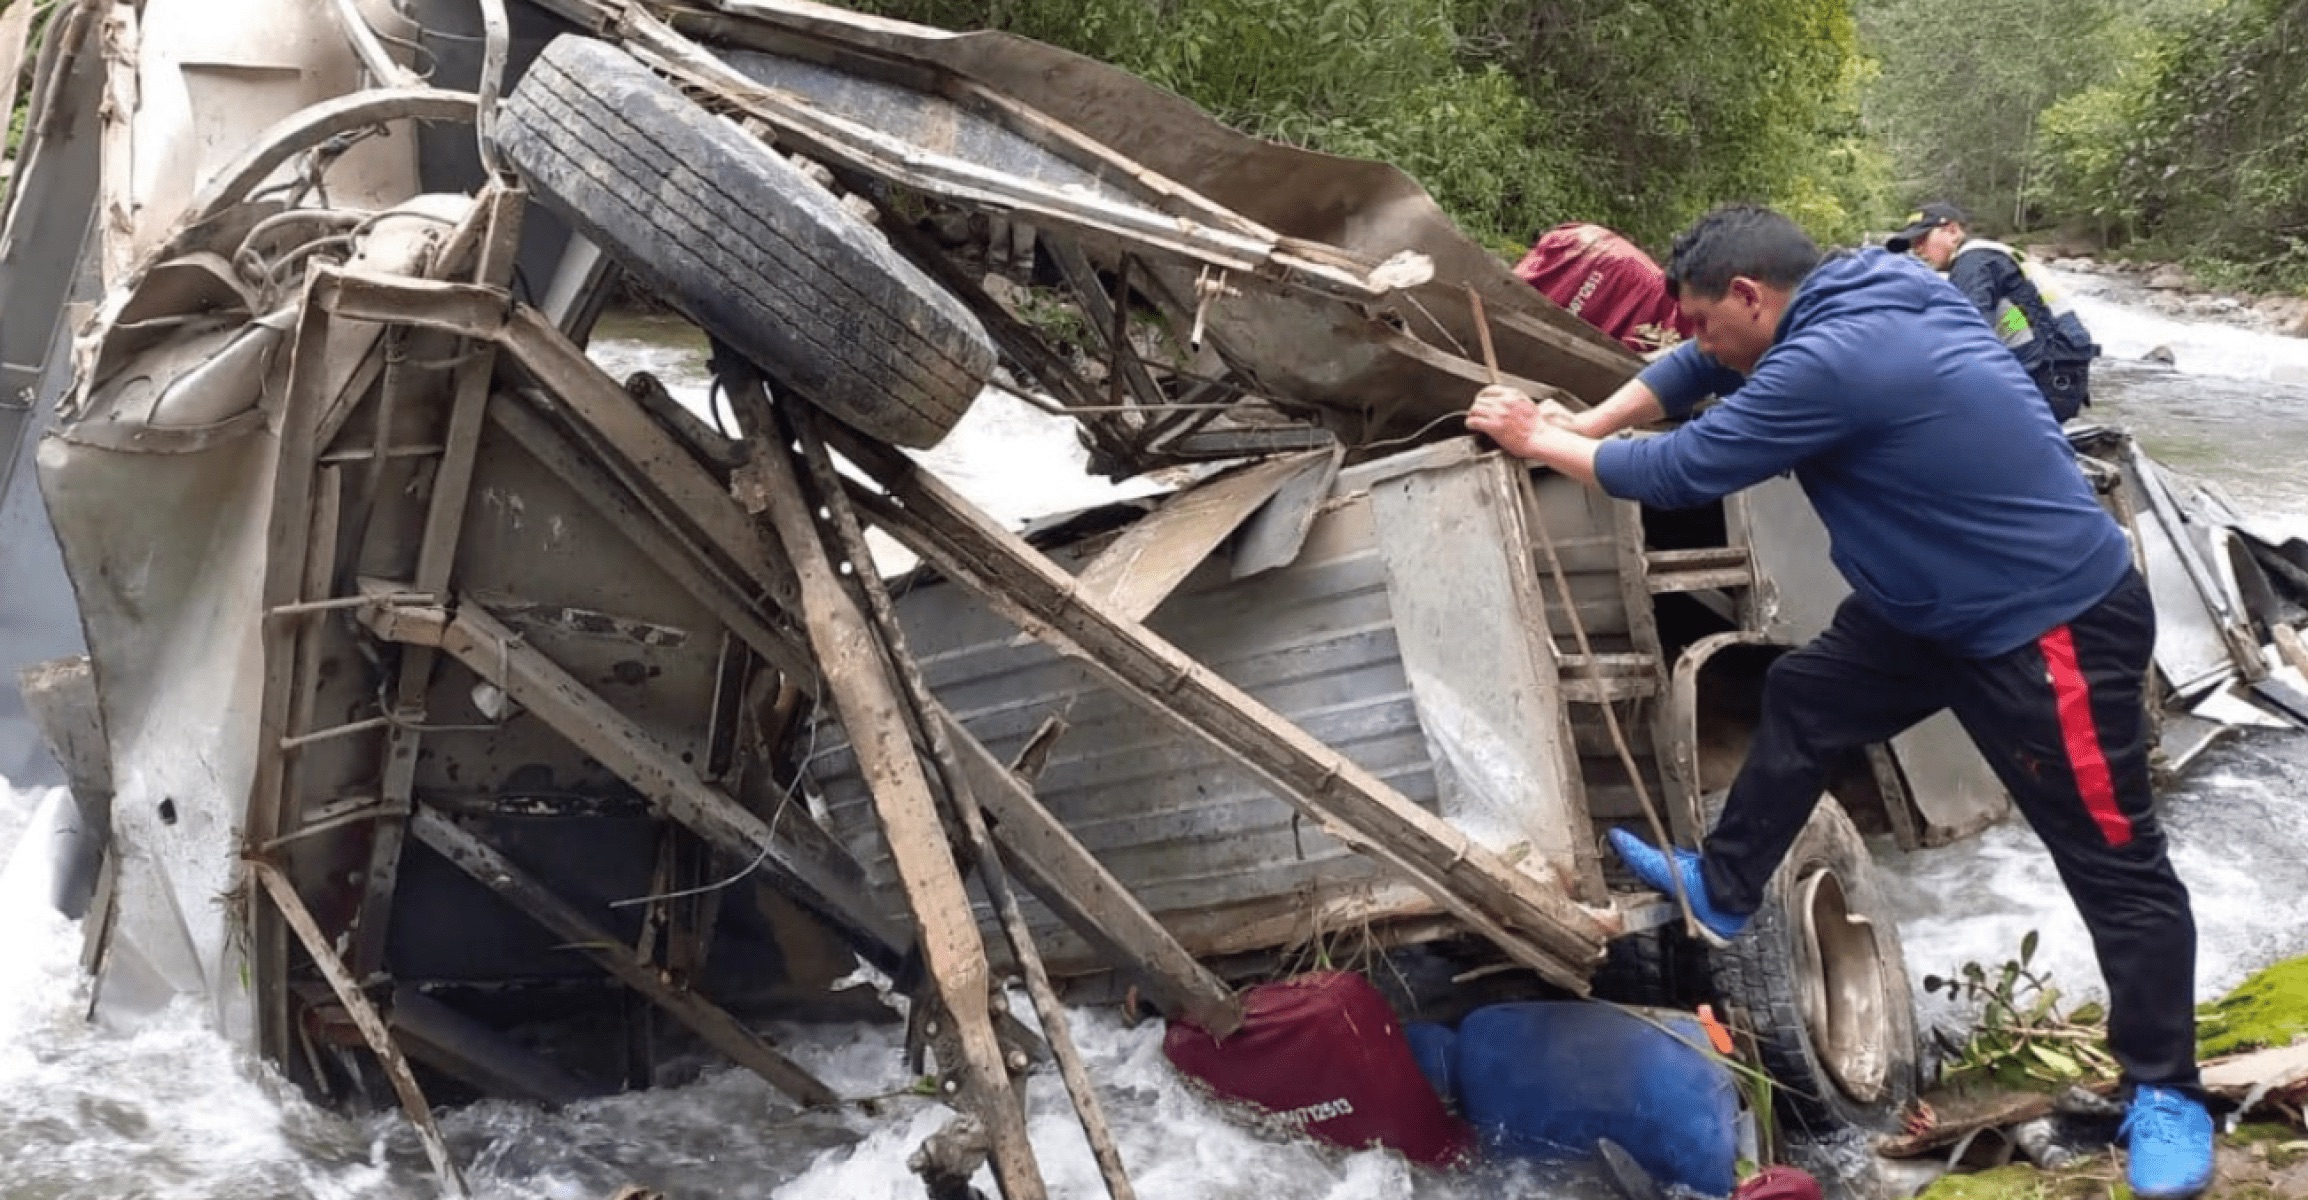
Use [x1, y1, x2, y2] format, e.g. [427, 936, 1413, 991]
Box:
[1885, 202, 1967, 253]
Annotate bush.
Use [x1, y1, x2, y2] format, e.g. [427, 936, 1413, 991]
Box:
[2031, 0, 2308, 290]
[844, 0, 1893, 253]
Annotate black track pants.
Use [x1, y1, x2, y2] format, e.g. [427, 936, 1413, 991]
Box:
[1698, 568, 2199, 1090]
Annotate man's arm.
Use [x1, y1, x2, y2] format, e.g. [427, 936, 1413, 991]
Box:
[1566, 374, 1667, 438]
[1467, 340, 1744, 485]
[1948, 252, 2014, 328]
[1591, 344, 1848, 508]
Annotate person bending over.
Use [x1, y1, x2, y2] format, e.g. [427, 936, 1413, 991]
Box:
[1466, 204, 2209, 1198]
[1890, 201, 2099, 421]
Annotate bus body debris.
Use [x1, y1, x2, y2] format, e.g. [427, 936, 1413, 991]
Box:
[0, 3, 2300, 1197]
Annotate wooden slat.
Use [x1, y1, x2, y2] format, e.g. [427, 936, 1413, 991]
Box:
[250, 861, 467, 1194]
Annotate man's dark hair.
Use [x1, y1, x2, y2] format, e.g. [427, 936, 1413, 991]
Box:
[1664, 204, 1824, 301]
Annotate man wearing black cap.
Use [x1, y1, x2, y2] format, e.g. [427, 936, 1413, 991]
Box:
[1889, 202, 2100, 421]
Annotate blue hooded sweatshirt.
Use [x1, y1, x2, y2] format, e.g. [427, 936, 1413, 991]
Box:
[1592, 248, 2131, 659]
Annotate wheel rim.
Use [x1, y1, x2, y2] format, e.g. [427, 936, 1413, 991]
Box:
[1792, 868, 1892, 1104]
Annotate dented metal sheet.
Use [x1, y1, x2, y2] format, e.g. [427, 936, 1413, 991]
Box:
[1067, 450, 1326, 623]
[812, 492, 1443, 958]
[1367, 452, 1591, 893]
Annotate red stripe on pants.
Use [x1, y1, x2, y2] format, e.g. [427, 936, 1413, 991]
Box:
[2039, 625, 2133, 847]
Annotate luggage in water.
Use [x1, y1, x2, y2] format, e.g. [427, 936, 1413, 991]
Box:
[1453, 1001, 1739, 1195]
[1163, 970, 1474, 1167]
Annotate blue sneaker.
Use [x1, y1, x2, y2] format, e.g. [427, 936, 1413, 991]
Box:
[1605, 828, 1749, 944]
[2120, 1086, 2214, 1198]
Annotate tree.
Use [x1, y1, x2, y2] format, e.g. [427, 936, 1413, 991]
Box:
[1861, 0, 2130, 229]
[845, 0, 1892, 251]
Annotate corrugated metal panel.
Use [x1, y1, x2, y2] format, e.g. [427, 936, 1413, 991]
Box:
[808, 496, 1441, 947]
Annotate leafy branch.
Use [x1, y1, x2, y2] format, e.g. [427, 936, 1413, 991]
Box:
[1923, 930, 2121, 1090]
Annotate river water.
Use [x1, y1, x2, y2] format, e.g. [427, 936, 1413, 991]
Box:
[1, 274, 2303, 1199]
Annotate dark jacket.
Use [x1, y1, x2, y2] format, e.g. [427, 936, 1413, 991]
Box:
[1947, 241, 2097, 377]
[1592, 248, 2133, 658]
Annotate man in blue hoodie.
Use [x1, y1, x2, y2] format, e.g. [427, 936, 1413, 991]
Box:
[1467, 205, 2210, 1197]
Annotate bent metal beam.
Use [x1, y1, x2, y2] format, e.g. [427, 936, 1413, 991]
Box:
[313, 266, 1612, 994]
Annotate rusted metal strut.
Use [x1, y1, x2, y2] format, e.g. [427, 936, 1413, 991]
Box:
[727, 387, 1049, 1198]
[781, 396, 1139, 1200]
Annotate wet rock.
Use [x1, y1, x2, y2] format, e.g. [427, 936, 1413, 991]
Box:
[979, 271, 1029, 312]
[2290, 310, 2308, 339]
[2147, 265, 2195, 291]
[2143, 345, 2178, 366]
[927, 210, 976, 247]
[2011, 1117, 2078, 1169]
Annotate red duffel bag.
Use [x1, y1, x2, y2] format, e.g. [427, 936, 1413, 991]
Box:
[1513, 222, 1693, 353]
[1163, 970, 1474, 1168]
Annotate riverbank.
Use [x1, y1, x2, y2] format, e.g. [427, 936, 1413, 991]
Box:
[2021, 249, 2308, 341]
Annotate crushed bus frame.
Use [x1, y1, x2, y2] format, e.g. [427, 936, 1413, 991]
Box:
[3, 2, 2304, 1196]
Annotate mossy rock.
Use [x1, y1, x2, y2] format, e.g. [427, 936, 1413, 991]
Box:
[1915, 1165, 2053, 1200]
[2227, 1122, 2308, 1168]
[2200, 956, 2308, 1058]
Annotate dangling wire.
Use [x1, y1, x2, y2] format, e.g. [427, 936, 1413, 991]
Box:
[607, 692, 826, 910]
[1355, 409, 1468, 455]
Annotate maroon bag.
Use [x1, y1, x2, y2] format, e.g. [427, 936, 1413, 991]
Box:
[1163, 970, 1474, 1168]
[1513, 222, 1694, 353]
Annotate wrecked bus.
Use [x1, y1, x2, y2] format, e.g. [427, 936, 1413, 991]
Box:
[4, 1, 2303, 1195]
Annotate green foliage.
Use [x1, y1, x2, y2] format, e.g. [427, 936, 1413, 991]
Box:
[2025, 0, 2308, 290]
[1914, 1164, 2051, 1200]
[1922, 931, 2119, 1091]
[2198, 954, 2308, 1058]
[845, 0, 1893, 252]
[1861, 0, 2144, 230]
[2032, 77, 2153, 240]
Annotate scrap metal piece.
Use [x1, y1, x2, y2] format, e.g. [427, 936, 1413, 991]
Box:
[1230, 443, 1344, 580]
[323, 0, 422, 90]
[357, 592, 910, 970]
[943, 713, 1243, 1038]
[179, 89, 479, 230]
[911, 1113, 992, 1200]
[248, 860, 468, 1197]
[352, 186, 525, 979]
[17, 656, 113, 827]
[1069, 450, 1327, 624]
[485, 396, 810, 684]
[2127, 442, 2266, 690]
[243, 280, 338, 1068]
[1367, 453, 1597, 901]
